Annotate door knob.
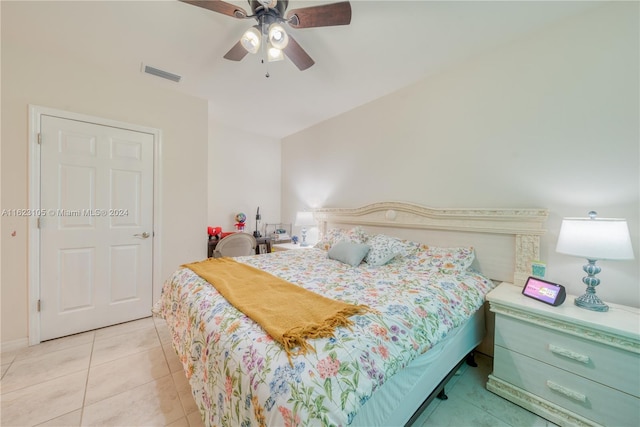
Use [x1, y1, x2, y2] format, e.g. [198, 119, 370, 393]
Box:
[134, 232, 150, 239]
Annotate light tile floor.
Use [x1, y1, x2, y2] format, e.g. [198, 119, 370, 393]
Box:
[412, 351, 558, 427]
[1, 317, 556, 427]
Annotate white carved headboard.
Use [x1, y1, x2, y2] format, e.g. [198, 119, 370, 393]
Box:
[313, 202, 548, 286]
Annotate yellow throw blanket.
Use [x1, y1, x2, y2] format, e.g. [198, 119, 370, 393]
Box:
[183, 257, 370, 361]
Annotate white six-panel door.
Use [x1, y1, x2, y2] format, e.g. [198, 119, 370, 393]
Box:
[39, 115, 154, 341]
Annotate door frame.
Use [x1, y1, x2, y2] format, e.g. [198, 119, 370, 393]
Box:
[28, 105, 163, 345]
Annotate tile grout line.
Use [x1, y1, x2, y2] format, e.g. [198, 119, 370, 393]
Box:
[156, 316, 207, 425]
[25, 335, 96, 427]
[0, 359, 14, 383]
[0, 342, 93, 397]
[92, 318, 154, 342]
[78, 332, 97, 426]
[154, 316, 191, 422]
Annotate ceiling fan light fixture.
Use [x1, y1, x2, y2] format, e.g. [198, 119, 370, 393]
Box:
[257, 0, 278, 9]
[268, 23, 289, 49]
[267, 44, 284, 62]
[240, 27, 261, 54]
[184, 0, 354, 71]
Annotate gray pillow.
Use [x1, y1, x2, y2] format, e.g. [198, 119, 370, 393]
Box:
[328, 241, 370, 267]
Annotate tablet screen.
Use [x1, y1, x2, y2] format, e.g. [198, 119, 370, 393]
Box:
[523, 277, 562, 305]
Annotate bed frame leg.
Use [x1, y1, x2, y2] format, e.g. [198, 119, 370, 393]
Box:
[436, 352, 477, 402]
[405, 351, 478, 425]
[465, 351, 478, 367]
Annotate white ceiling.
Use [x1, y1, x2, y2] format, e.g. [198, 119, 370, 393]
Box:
[3, 0, 603, 139]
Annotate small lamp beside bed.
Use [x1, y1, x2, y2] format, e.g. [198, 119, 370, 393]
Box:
[295, 211, 315, 246]
[556, 211, 634, 312]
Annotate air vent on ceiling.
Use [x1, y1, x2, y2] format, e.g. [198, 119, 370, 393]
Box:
[142, 64, 182, 83]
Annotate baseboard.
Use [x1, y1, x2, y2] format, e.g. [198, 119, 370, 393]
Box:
[1, 337, 29, 354]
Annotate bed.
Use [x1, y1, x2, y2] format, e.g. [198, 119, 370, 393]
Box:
[154, 202, 547, 426]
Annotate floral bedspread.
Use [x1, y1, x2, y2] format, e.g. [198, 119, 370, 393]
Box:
[155, 248, 495, 427]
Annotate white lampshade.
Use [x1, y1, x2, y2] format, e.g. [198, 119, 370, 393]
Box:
[556, 216, 634, 260]
[268, 23, 289, 50]
[295, 211, 315, 227]
[240, 27, 261, 54]
[267, 44, 284, 62]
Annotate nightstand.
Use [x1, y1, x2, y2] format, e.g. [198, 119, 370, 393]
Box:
[486, 283, 639, 427]
[272, 243, 311, 252]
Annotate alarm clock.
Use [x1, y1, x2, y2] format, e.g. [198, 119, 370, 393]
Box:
[522, 276, 566, 307]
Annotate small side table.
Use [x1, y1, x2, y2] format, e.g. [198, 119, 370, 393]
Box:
[208, 236, 271, 257]
[272, 242, 312, 252]
[486, 282, 639, 427]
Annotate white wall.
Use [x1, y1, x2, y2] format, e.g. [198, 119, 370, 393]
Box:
[282, 3, 639, 306]
[1, 33, 208, 345]
[208, 117, 281, 236]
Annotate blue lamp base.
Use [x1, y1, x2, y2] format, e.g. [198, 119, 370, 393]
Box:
[575, 291, 609, 312]
[574, 259, 609, 312]
[300, 228, 310, 247]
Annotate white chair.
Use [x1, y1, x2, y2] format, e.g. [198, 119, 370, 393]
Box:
[213, 233, 257, 258]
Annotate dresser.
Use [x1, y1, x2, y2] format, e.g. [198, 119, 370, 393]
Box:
[486, 283, 640, 427]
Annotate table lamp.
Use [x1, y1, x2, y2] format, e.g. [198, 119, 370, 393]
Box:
[295, 211, 315, 247]
[556, 211, 634, 312]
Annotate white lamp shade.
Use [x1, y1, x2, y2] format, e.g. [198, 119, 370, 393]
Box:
[240, 27, 261, 54]
[295, 211, 315, 227]
[268, 23, 289, 49]
[556, 217, 634, 260]
[267, 44, 284, 62]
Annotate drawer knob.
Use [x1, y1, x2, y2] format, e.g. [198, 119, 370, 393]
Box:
[549, 344, 590, 364]
[546, 380, 587, 403]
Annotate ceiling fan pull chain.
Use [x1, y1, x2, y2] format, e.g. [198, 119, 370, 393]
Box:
[258, 16, 270, 78]
[264, 57, 270, 78]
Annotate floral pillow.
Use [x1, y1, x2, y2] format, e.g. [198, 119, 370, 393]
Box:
[364, 234, 413, 266]
[314, 227, 368, 251]
[405, 245, 475, 274]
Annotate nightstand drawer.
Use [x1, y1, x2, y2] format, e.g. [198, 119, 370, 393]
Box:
[495, 314, 640, 397]
[493, 346, 639, 426]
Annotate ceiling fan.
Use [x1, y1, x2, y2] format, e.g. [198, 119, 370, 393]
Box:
[181, 0, 352, 71]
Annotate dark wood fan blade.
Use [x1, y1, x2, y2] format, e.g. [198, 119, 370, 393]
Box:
[286, 1, 351, 29]
[283, 35, 314, 70]
[180, 0, 247, 19]
[223, 41, 249, 61]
